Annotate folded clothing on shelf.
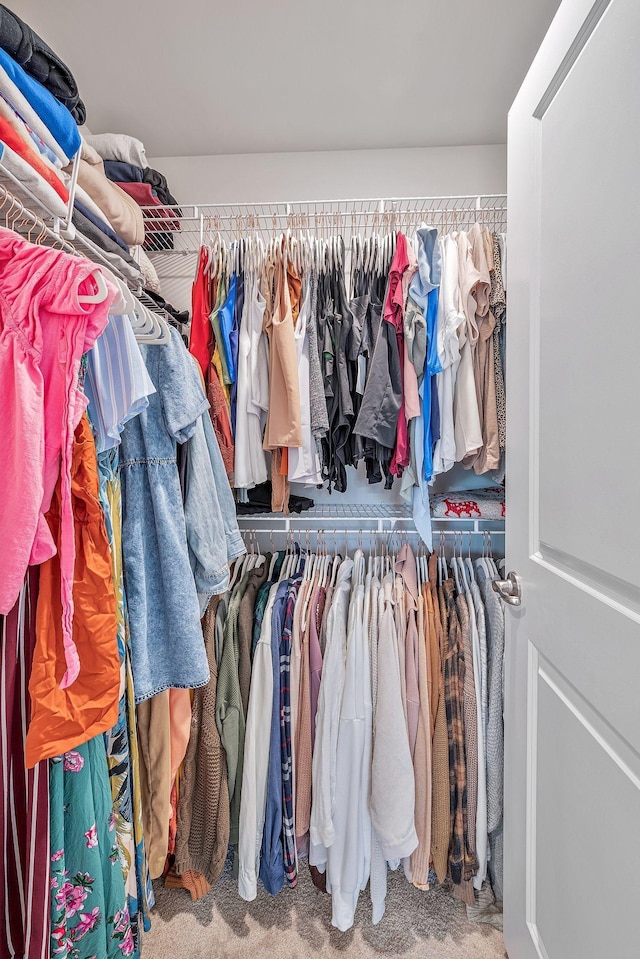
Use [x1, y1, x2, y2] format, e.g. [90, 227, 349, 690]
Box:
[430, 486, 505, 520]
[0, 46, 80, 161]
[0, 4, 86, 123]
[85, 132, 148, 169]
[236, 482, 315, 515]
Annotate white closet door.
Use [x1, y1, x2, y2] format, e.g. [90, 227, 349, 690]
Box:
[505, 1, 640, 957]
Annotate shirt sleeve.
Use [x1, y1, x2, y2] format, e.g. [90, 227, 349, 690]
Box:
[159, 327, 210, 443]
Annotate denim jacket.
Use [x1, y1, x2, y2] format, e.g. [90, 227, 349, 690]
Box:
[184, 403, 245, 614]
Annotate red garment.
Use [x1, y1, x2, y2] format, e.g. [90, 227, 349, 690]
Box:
[115, 181, 181, 226]
[0, 114, 68, 203]
[0, 569, 50, 959]
[386, 234, 411, 476]
[190, 246, 213, 379]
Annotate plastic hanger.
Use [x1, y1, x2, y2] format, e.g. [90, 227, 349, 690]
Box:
[301, 533, 321, 627]
[486, 531, 499, 578]
[464, 533, 476, 586]
[78, 267, 109, 304]
[135, 299, 172, 345]
[228, 552, 248, 591]
[450, 533, 462, 594]
[356, 534, 365, 587]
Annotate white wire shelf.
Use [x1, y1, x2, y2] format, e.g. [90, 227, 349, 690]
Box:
[0, 166, 140, 289]
[236, 503, 505, 534]
[142, 194, 507, 254]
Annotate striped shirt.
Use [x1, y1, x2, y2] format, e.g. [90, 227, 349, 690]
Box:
[85, 312, 155, 453]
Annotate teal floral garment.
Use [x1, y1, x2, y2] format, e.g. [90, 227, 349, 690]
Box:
[98, 446, 154, 945]
[50, 737, 134, 959]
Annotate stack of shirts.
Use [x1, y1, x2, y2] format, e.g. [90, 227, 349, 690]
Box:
[0, 4, 86, 122]
[0, 41, 80, 218]
[86, 132, 181, 251]
[0, 5, 149, 286]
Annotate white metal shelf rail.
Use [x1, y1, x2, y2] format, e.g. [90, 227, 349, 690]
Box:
[141, 194, 508, 254]
[236, 504, 505, 536]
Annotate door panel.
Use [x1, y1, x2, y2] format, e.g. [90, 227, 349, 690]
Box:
[505, 0, 640, 957]
[534, 657, 640, 957]
[536, 0, 640, 584]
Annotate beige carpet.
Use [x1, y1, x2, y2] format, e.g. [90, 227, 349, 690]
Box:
[144, 868, 506, 959]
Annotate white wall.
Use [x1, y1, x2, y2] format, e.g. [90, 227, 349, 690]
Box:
[148, 144, 506, 204]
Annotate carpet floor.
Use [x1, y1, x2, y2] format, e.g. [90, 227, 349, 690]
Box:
[144, 868, 506, 959]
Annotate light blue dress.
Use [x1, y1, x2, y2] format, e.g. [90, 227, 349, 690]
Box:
[119, 328, 210, 703]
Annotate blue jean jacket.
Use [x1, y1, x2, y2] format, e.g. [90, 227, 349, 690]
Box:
[184, 407, 245, 613]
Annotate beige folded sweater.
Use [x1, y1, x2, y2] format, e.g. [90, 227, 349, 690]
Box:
[66, 141, 144, 246]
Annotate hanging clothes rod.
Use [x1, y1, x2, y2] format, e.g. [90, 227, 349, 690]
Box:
[238, 526, 506, 536]
[141, 194, 507, 255]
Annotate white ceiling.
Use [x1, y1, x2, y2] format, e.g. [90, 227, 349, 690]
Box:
[13, 0, 561, 158]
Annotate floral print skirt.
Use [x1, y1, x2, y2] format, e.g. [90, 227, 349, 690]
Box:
[50, 737, 134, 959]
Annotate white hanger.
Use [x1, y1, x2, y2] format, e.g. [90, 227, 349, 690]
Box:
[78, 267, 109, 304]
[485, 531, 499, 578]
[134, 298, 172, 345]
[268, 549, 279, 581]
[300, 534, 322, 628]
[449, 534, 463, 593]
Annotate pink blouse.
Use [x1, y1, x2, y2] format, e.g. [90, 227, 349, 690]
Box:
[0, 231, 115, 686]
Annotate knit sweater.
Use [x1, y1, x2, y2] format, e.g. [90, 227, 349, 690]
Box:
[174, 596, 230, 885]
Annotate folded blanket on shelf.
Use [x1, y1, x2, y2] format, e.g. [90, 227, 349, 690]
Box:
[430, 487, 505, 520]
[85, 132, 147, 169]
[74, 157, 144, 247]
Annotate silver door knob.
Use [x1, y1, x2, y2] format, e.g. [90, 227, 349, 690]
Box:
[492, 571, 522, 606]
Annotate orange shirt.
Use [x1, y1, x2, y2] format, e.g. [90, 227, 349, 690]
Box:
[26, 414, 120, 768]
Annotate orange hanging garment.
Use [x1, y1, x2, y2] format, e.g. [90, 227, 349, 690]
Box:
[26, 414, 120, 767]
